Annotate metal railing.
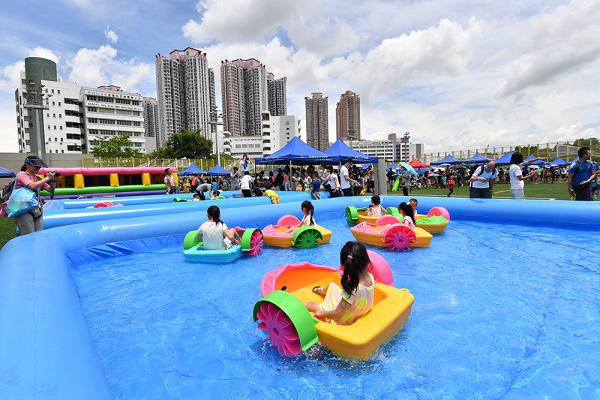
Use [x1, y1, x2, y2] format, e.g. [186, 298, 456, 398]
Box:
[81, 157, 219, 169]
[422, 139, 600, 164]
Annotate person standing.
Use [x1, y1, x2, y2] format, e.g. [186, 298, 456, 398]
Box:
[240, 154, 252, 174]
[446, 176, 455, 197]
[567, 147, 597, 201]
[339, 159, 356, 197]
[164, 168, 176, 194]
[230, 167, 241, 190]
[508, 152, 533, 199]
[13, 156, 55, 235]
[469, 161, 497, 198]
[240, 171, 254, 198]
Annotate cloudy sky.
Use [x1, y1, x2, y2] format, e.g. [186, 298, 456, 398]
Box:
[0, 0, 599, 154]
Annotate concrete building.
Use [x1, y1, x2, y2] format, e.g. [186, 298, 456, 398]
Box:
[81, 85, 146, 153]
[305, 92, 329, 151]
[155, 48, 214, 145]
[348, 133, 424, 162]
[220, 58, 268, 136]
[223, 112, 300, 158]
[143, 97, 159, 153]
[336, 90, 360, 141]
[267, 73, 287, 117]
[15, 57, 86, 155]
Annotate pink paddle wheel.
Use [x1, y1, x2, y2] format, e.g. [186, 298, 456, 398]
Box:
[256, 302, 302, 356]
[247, 230, 263, 256]
[383, 225, 416, 251]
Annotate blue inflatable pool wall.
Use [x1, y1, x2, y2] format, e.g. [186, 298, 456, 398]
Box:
[1, 196, 600, 399]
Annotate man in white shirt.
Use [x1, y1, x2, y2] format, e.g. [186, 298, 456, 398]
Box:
[240, 171, 254, 198]
[339, 159, 356, 197]
[469, 161, 497, 198]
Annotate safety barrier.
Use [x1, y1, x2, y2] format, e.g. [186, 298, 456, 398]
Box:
[2, 196, 600, 399]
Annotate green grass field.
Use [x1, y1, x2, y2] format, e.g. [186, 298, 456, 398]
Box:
[393, 182, 572, 200]
[0, 182, 575, 250]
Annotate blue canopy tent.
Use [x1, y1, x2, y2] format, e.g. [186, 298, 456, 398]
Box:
[255, 136, 329, 165]
[323, 139, 378, 164]
[430, 155, 462, 165]
[387, 162, 400, 171]
[207, 165, 230, 176]
[531, 159, 547, 166]
[549, 158, 569, 166]
[0, 166, 15, 178]
[495, 152, 513, 165]
[462, 152, 490, 164]
[179, 163, 207, 176]
[524, 154, 536, 162]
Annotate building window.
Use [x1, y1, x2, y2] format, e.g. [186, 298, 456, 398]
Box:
[53, 114, 56, 118]
[52, 101, 55, 106]
[58, 114, 61, 118]
[57, 89, 61, 94]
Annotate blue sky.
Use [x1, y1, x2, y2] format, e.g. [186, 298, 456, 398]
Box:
[1, 0, 599, 153]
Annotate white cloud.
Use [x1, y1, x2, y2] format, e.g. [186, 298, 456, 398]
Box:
[0, 47, 58, 93]
[67, 45, 153, 93]
[28, 46, 60, 63]
[183, 0, 295, 44]
[498, 0, 600, 96]
[183, 0, 362, 57]
[104, 26, 119, 44]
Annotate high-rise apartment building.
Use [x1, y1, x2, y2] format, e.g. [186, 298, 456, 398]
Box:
[267, 73, 287, 117]
[220, 58, 268, 136]
[336, 90, 360, 141]
[143, 97, 159, 153]
[15, 57, 86, 154]
[81, 85, 146, 153]
[348, 133, 424, 162]
[155, 47, 214, 146]
[305, 92, 329, 151]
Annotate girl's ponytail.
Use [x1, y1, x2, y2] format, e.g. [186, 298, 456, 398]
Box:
[207, 205, 222, 225]
[340, 241, 369, 295]
[399, 202, 415, 224]
[301, 200, 315, 225]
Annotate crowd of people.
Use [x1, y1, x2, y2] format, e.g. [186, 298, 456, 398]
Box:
[174, 157, 378, 203]
[383, 147, 598, 201]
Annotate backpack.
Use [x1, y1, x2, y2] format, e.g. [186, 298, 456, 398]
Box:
[1, 179, 15, 204]
[571, 160, 594, 177]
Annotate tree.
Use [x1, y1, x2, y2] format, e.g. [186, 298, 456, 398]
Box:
[91, 135, 141, 158]
[151, 129, 213, 159]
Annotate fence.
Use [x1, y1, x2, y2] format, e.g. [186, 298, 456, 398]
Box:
[422, 139, 600, 164]
[80, 157, 219, 170]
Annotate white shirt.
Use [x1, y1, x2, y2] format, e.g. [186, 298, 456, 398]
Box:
[402, 215, 415, 230]
[198, 221, 228, 250]
[340, 165, 351, 189]
[240, 175, 254, 190]
[471, 166, 497, 189]
[328, 173, 340, 189]
[164, 175, 174, 189]
[509, 164, 524, 190]
[301, 214, 316, 226]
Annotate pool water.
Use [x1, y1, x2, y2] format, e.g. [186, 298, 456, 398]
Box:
[71, 214, 600, 399]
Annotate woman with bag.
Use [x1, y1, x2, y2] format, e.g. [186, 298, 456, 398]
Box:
[13, 156, 54, 235]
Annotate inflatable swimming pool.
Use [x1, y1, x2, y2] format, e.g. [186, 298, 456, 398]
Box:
[2, 196, 600, 398]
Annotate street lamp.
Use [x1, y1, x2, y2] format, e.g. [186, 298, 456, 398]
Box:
[23, 80, 50, 157]
[209, 112, 224, 165]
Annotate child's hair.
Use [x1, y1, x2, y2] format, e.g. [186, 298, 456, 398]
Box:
[243, 171, 250, 176]
[371, 195, 381, 206]
[214, 190, 220, 197]
[193, 193, 200, 199]
[265, 182, 273, 189]
[399, 202, 415, 224]
[409, 198, 418, 205]
[340, 241, 370, 295]
[206, 205, 223, 225]
[301, 200, 315, 225]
